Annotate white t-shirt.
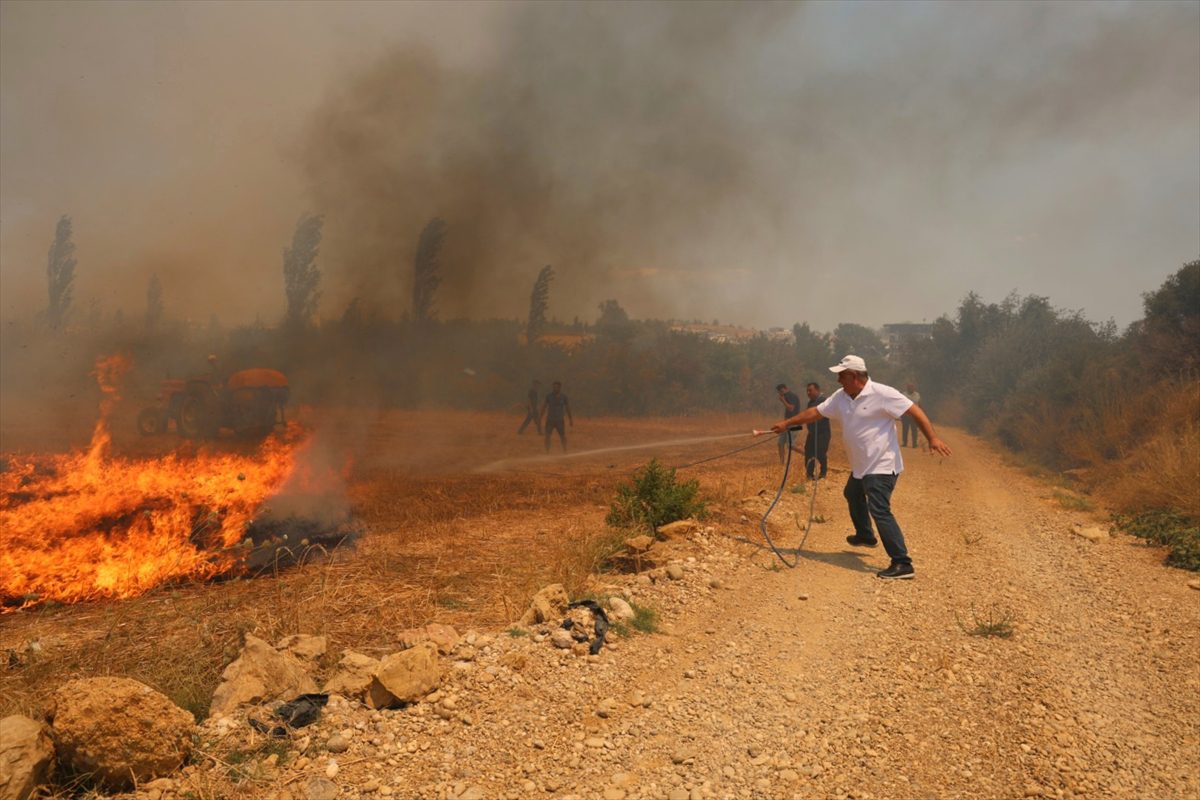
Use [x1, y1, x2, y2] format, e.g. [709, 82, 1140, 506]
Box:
[817, 379, 913, 478]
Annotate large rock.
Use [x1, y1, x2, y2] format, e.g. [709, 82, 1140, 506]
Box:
[322, 650, 380, 699]
[0, 715, 54, 800]
[366, 642, 441, 709]
[519, 584, 570, 626]
[656, 519, 699, 540]
[47, 677, 194, 790]
[276, 634, 327, 665]
[397, 623, 460, 655]
[210, 634, 318, 717]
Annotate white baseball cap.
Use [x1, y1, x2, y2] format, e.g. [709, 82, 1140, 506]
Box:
[829, 354, 867, 373]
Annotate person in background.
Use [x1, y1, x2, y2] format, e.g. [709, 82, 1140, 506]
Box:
[901, 383, 922, 448]
[518, 379, 542, 435]
[541, 380, 573, 453]
[770, 355, 951, 580]
[803, 381, 831, 480]
[775, 383, 803, 464]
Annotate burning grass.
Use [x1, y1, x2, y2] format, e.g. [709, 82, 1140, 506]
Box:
[0, 408, 776, 721]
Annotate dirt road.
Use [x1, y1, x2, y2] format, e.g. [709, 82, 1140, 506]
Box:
[208, 425, 1198, 800]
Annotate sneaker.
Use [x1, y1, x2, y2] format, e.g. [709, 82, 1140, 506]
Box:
[877, 562, 915, 580]
[845, 535, 878, 548]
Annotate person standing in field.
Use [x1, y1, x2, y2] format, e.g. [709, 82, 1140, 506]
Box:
[775, 383, 803, 464]
[901, 383, 922, 448]
[518, 379, 542, 435]
[542, 380, 573, 453]
[803, 381, 831, 480]
[771, 355, 951, 580]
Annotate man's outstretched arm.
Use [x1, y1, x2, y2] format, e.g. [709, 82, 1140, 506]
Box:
[904, 405, 952, 456]
[771, 407, 823, 433]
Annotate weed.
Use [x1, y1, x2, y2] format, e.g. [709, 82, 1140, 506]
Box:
[789, 484, 807, 495]
[956, 605, 1016, 639]
[506, 627, 527, 637]
[1114, 509, 1200, 571]
[605, 459, 706, 532]
[630, 603, 659, 634]
[1051, 489, 1095, 512]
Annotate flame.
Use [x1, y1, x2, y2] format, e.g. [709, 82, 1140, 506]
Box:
[0, 355, 314, 610]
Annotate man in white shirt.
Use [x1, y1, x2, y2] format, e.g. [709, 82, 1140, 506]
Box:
[770, 355, 952, 580]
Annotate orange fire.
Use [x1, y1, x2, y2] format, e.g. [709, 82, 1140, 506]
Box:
[0, 355, 314, 610]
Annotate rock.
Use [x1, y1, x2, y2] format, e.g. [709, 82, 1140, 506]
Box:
[424, 623, 461, 655]
[0, 715, 54, 800]
[210, 634, 318, 716]
[325, 734, 350, 753]
[276, 634, 327, 664]
[1072, 525, 1105, 543]
[625, 535, 655, 553]
[367, 642, 442, 709]
[608, 597, 636, 621]
[550, 629, 575, 649]
[304, 777, 338, 800]
[656, 519, 699, 539]
[47, 677, 194, 790]
[322, 651, 381, 699]
[519, 584, 571, 626]
[1187, 579, 1200, 591]
[665, 564, 685, 581]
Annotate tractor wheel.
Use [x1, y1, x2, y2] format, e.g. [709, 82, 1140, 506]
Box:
[178, 395, 217, 439]
[137, 407, 164, 436]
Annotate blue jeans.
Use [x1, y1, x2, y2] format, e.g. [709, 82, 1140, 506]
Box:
[844, 473, 911, 565]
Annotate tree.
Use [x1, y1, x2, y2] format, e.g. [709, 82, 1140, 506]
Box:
[527, 265, 554, 343]
[412, 217, 446, 324]
[145, 274, 164, 332]
[283, 213, 323, 328]
[596, 299, 632, 341]
[45, 215, 76, 330]
[791, 322, 831, 370]
[831, 322, 887, 364]
[1138, 259, 1200, 376]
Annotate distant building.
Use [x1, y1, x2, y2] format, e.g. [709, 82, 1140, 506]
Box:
[881, 322, 934, 355]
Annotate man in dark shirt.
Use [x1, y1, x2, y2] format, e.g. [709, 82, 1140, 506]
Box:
[775, 383, 803, 464]
[518, 380, 542, 435]
[541, 380, 573, 453]
[804, 381, 832, 480]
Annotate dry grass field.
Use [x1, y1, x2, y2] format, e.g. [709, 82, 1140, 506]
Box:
[0, 407, 794, 721]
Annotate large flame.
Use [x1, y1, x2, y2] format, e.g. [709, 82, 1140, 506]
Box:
[0, 355, 311, 609]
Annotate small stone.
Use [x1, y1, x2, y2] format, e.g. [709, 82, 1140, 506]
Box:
[325, 734, 350, 753]
[550, 629, 575, 649]
[325, 758, 339, 778]
[585, 737, 606, 748]
[1187, 579, 1200, 591]
[304, 778, 338, 800]
[798, 593, 809, 601]
[665, 564, 685, 581]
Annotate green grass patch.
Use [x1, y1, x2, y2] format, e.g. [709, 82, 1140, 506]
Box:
[506, 627, 528, 637]
[609, 602, 658, 637]
[1114, 509, 1200, 571]
[956, 605, 1015, 639]
[1051, 489, 1095, 512]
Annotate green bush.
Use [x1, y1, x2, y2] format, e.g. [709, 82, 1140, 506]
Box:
[605, 459, 705, 532]
[1114, 509, 1200, 571]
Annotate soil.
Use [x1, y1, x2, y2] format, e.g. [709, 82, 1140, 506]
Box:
[3, 410, 1198, 799]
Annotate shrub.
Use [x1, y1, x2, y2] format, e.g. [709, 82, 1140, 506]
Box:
[605, 459, 705, 532]
[1114, 510, 1200, 571]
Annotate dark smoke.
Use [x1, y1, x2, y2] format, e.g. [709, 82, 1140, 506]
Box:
[303, 3, 794, 323]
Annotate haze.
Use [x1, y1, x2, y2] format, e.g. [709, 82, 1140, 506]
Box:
[2, 0, 1197, 333]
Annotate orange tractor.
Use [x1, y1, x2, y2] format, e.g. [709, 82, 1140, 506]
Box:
[137, 368, 290, 439]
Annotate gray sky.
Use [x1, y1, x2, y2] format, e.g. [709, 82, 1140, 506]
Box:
[2, 0, 1197, 333]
